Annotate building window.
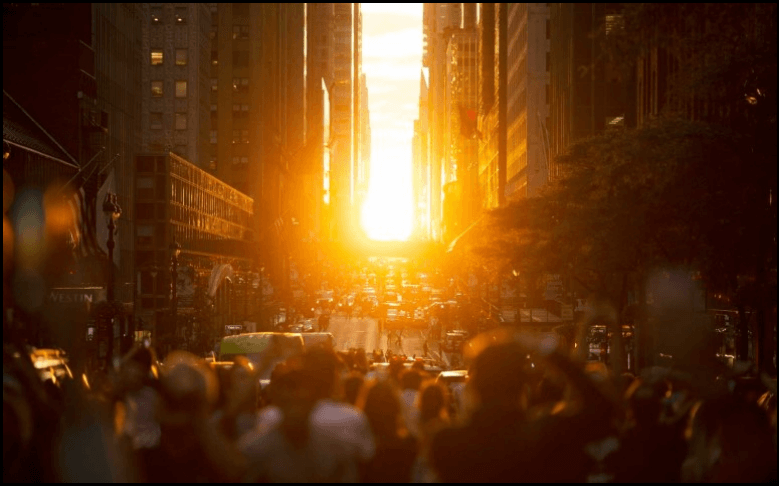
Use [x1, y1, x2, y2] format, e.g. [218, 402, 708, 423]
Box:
[209, 28, 217, 40]
[151, 81, 163, 97]
[233, 77, 249, 92]
[151, 50, 163, 65]
[175, 80, 187, 98]
[211, 51, 218, 65]
[232, 129, 241, 144]
[241, 129, 249, 143]
[210, 130, 217, 144]
[210, 104, 217, 112]
[546, 52, 550, 72]
[175, 7, 187, 24]
[175, 113, 187, 130]
[231, 156, 249, 167]
[241, 104, 249, 112]
[150, 112, 163, 130]
[210, 79, 218, 92]
[209, 159, 217, 170]
[151, 8, 162, 24]
[232, 24, 249, 40]
[175, 49, 187, 66]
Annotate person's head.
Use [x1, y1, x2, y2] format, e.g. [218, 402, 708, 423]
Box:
[226, 356, 258, 414]
[419, 382, 449, 424]
[683, 395, 775, 483]
[273, 365, 317, 448]
[412, 358, 425, 373]
[625, 377, 668, 428]
[469, 342, 528, 408]
[343, 371, 364, 406]
[158, 352, 218, 427]
[302, 347, 342, 400]
[359, 380, 405, 443]
[388, 356, 405, 385]
[400, 369, 423, 392]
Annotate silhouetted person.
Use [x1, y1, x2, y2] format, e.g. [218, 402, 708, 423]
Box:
[358, 380, 418, 483]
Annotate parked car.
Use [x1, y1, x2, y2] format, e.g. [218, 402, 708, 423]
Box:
[30, 348, 73, 384]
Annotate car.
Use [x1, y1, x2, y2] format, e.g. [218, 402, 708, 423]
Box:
[30, 348, 73, 384]
[436, 369, 468, 388]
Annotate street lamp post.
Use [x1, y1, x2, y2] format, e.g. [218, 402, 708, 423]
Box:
[170, 239, 181, 351]
[102, 193, 121, 369]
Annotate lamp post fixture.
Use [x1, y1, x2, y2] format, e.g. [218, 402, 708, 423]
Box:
[102, 192, 121, 368]
[169, 239, 181, 350]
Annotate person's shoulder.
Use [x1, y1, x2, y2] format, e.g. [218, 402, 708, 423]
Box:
[238, 419, 282, 458]
[313, 399, 365, 420]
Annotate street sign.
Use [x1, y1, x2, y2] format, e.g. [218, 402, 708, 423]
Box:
[545, 274, 563, 300]
[560, 304, 574, 321]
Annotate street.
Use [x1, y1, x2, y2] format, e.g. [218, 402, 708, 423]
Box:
[327, 313, 433, 360]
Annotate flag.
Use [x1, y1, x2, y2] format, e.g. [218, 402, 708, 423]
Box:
[459, 105, 478, 139]
[66, 185, 108, 261]
[96, 168, 119, 266]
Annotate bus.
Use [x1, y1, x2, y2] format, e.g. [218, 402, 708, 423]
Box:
[218, 332, 304, 379]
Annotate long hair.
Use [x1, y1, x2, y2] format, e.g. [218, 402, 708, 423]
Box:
[419, 382, 449, 424]
[359, 380, 406, 443]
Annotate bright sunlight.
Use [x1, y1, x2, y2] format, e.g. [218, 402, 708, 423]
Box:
[360, 4, 422, 241]
[361, 153, 413, 241]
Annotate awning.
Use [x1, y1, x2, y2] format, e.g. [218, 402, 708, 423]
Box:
[207, 263, 234, 297]
[446, 215, 485, 254]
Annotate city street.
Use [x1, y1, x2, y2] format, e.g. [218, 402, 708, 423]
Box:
[327, 313, 431, 360]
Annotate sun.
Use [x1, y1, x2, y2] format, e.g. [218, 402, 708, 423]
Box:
[361, 155, 413, 241]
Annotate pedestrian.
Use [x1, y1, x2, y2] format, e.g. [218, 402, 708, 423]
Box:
[241, 348, 375, 482]
[423, 340, 429, 357]
[357, 380, 419, 483]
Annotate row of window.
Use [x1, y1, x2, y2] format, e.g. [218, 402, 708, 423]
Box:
[150, 7, 187, 25]
[151, 49, 188, 66]
[151, 80, 187, 98]
[210, 77, 250, 91]
[150, 112, 188, 130]
[209, 25, 251, 41]
[208, 130, 251, 144]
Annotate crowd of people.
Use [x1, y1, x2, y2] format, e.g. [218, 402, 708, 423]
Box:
[3, 331, 777, 483]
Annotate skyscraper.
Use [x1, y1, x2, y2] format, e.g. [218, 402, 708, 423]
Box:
[141, 4, 211, 168]
[505, 3, 551, 200]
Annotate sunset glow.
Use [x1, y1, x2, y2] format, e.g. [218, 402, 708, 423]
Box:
[360, 4, 422, 241]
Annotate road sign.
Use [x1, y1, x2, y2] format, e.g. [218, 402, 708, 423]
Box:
[560, 305, 574, 321]
[545, 274, 563, 300]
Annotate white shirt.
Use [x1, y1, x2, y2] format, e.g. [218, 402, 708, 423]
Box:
[241, 399, 375, 482]
[400, 389, 420, 438]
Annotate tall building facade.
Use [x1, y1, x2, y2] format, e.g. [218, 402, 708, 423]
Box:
[208, 4, 306, 288]
[442, 23, 478, 241]
[477, 3, 507, 211]
[549, 4, 631, 180]
[140, 4, 211, 170]
[412, 72, 430, 239]
[423, 3, 463, 242]
[505, 3, 551, 200]
[331, 3, 356, 241]
[305, 3, 335, 243]
[4, 3, 143, 305]
[357, 72, 371, 209]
